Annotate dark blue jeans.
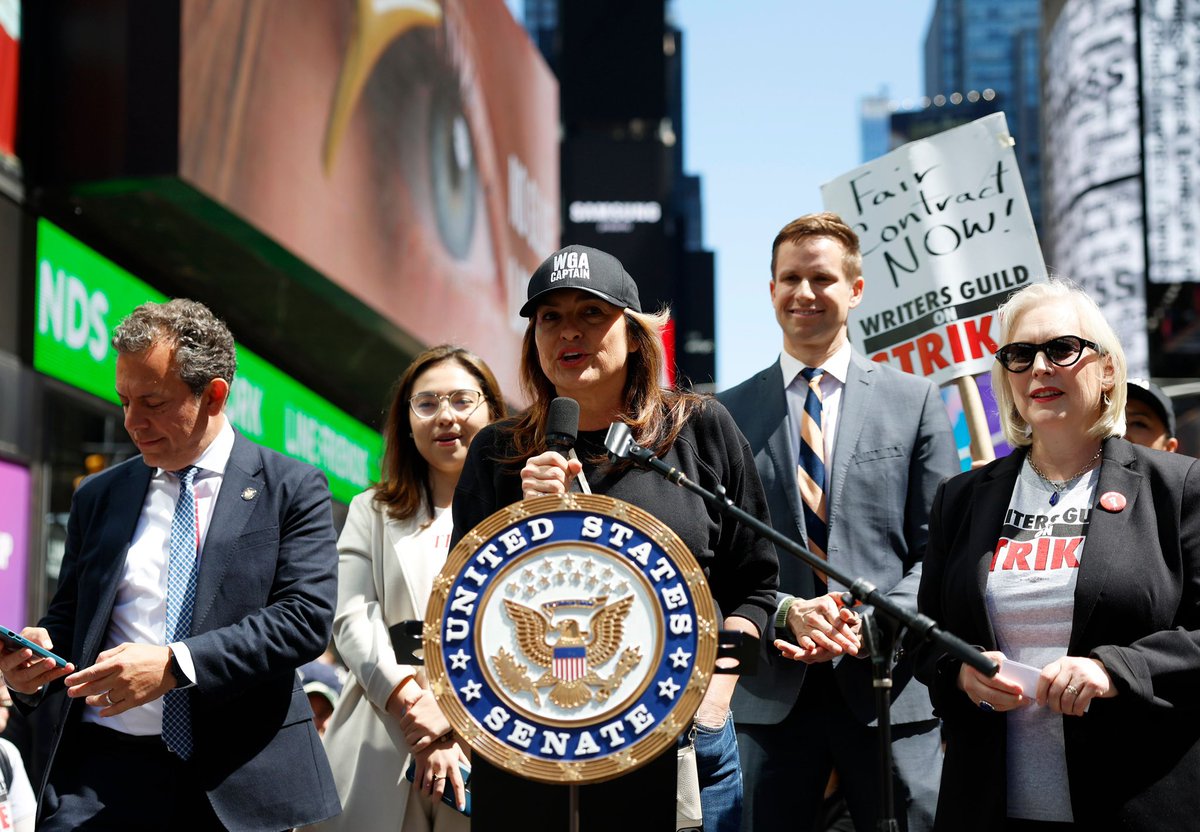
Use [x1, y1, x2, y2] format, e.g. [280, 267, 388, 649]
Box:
[691, 712, 743, 832]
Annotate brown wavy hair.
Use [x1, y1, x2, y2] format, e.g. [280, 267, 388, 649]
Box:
[770, 211, 862, 280]
[500, 306, 704, 462]
[374, 345, 505, 521]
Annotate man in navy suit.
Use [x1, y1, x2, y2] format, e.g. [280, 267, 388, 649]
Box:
[719, 213, 958, 831]
[0, 299, 341, 831]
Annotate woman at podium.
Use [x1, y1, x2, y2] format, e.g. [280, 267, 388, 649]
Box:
[452, 244, 779, 832]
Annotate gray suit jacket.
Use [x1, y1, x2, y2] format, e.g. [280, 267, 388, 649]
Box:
[719, 350, 959, 726]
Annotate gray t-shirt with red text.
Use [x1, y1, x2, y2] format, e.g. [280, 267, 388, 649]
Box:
[985, 460, 1100, 823]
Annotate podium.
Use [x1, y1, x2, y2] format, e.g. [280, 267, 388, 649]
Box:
[414, 494, 722, 832]
[406, 426, 997, 830]
[472, 751, 675, 830]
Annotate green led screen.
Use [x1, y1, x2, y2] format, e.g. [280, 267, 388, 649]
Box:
[33, 219, 381, 502]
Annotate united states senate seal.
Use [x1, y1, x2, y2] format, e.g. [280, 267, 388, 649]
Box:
[424, 494, 717, 785]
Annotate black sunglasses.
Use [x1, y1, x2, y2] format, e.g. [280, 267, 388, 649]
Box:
[995, 335, 1102, 373]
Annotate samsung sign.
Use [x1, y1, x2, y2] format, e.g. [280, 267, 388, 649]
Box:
[568, 200, 662, 233]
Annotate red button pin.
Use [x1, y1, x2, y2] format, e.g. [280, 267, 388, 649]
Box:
[1099, 491, 1127, 513]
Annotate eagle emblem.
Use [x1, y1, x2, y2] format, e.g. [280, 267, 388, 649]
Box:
[493, 595, 642, 709]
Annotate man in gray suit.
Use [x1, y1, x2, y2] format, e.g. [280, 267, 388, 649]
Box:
[719, 212, 958, 831]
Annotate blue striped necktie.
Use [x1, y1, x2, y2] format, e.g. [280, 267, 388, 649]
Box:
[163, 465, 200, 759]
[797, 368, 829, 579]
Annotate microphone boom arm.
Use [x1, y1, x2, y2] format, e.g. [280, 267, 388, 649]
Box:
[602, 422, 997, 678]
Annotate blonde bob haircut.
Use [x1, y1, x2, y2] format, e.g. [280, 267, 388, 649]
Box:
[991, 277, 1127, 448]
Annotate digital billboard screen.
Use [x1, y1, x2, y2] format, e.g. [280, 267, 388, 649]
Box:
[1042, 0, 1150, 377]
[1141, 0, 1200, 284]
[0, 458, 31, 629]
[0, 0, 19, 166]
[179, 0, 560, 402]
[33, 219, 383, 503]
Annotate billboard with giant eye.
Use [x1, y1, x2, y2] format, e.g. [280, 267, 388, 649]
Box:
[178, 0, 559, 402]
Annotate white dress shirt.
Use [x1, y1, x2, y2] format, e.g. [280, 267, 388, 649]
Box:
[83, 417, 235, 735]
[779, 339, 853, 493]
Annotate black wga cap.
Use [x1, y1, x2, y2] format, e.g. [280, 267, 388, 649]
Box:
[1127, 378, 1176, 437]
[520, 245, 642, 317]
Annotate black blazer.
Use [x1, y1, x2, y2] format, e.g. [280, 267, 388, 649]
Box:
[33, 433, 342, 832]
[915, 438, 1200, 831]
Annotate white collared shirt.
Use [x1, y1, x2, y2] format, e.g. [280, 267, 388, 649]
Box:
[83, 417, 235, 735]
[780, 339, 853, 493]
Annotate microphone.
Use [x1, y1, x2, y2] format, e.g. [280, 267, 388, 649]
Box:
[604, 422, 686, 485]
[546, 397, 579, 457]
[603, 422, 637, 462]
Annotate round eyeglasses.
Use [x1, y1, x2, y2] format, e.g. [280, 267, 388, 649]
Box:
[409, 389, 485, 419]
[994, 335, 1101, 373]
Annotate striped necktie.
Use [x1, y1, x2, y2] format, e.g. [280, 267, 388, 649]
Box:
[163, 465, 200, 759]
[797, 368, 828, 577]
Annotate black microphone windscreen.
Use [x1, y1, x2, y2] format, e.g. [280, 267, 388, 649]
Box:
[546, 397, 580, 452]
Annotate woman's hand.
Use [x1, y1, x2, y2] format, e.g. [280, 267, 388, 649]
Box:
[695, 616, 756, 728]
[399, 687, 453, 753]
[521, 451, 583, 498]
[1037, 657, 1116, 716]
[774, 594, 861, 663]
[384, 676, 421, 723]
[412, 734, 471, 812]
[957, 651, 1029, 713]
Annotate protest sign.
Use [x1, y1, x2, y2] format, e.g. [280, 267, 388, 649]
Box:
[822, 112, 1047, 387]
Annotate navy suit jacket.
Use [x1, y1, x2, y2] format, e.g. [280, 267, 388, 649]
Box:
[719, 351, 959, 726]
[915, 439, 1200, 831]
[34, 432, 341, 832]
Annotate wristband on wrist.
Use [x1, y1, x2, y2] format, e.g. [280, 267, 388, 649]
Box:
[775, 596, 797, 631]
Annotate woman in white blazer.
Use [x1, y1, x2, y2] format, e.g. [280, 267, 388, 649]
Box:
[311, 345, 504, 832]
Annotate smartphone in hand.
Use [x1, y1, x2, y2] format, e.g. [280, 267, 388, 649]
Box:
[0, 625, 69, 668]
[405, 759, 472, 816]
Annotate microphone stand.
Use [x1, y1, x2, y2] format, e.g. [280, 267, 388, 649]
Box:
[860, 608, 897, 832]
[604, 423, 998, 831]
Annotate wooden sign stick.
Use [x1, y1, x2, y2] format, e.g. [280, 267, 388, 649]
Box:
[955, 375, 995, 465]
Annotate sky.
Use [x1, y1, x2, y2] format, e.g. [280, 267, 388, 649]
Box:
[503, 0, 938, 389]
[670, 1, 936, 389]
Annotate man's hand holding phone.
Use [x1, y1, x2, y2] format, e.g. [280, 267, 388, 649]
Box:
[0, 626, 74, 695]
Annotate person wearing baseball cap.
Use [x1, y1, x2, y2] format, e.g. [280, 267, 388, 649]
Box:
[517, 244, 642, 318]
[298, 659, 344, 737]
[1125, 378, 1178, 452]
[452, 243, 779, 830]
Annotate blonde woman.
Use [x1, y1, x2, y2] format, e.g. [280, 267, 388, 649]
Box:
[916, 279, 1200, 831]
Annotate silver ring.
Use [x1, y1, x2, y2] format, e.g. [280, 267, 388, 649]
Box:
[1065, 684, 1080, 696]
[103, 692, 113, 706]
[978, 699, 995, 713]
